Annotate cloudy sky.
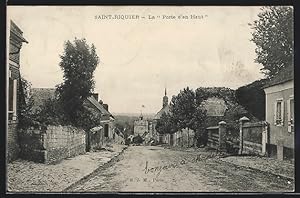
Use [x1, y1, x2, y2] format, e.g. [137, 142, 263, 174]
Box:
[8, 6, 265, 114]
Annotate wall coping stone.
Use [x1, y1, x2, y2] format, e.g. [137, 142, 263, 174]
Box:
[206, 126, 219, 130]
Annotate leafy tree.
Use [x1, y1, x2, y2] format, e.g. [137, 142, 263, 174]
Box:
[250, 6, 293, 77]
[56, 38, 99, 129]
[236, 79, 268, 120]
[190, 105, 207, 146]
[155, 112, 174, 135]
[33, 97, 64, 126]
[17, 77, 35, 128]
[170, 87, 200, 147]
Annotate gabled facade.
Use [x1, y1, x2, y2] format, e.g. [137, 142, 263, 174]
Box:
[263, 67, 294, 160]
[84, 94, 115, 141]
[7, 20, 28, 161]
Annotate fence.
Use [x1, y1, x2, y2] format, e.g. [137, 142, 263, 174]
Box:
[206, 126, 219, 149]
[205, 117, 269, 156]
[240, 118, 268, 156]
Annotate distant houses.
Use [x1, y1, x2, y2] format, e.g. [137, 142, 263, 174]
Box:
[7, 20, 28, 162]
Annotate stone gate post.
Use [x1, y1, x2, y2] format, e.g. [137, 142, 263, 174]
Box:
[239, 116, 250, 155]
[218, 121, 227, 152]
[261, 121, 269, 156]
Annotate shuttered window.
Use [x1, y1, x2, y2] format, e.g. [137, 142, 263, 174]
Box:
[287, 96, 294, 133]
[274, 99, 284, 126]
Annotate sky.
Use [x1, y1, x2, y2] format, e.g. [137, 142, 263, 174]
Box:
[7, 6, 265, 114]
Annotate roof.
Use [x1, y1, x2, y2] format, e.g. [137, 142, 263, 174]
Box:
[10, 20, 28, 43]
[154, 105, 170, 120]
[86, 96, 113, 118]
[263, 66, 294, 89]
[30, 88, 56, 113]
[30, 88, 113, 118]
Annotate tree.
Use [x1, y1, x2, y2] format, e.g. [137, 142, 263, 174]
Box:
[170, 87, 197, 147]
[250, 6, 293, 78]
[17, 77, 35, 128]
[190, 105, 207, 146]
[155, 112, 174, 135]
[56, 38, 99, 128]
[236, 79, 268, 120]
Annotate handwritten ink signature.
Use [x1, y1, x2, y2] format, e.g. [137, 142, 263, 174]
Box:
[143, 153, 216, 177]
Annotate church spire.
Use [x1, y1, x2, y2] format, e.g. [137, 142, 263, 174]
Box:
[163, 88, 168, 108]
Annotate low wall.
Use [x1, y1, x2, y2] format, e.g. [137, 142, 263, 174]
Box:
[19, 125, 86, 164]
[242, 121, 268, 156]
[205, 118, 268, 156]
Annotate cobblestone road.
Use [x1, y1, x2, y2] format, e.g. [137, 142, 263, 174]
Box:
[68, 146, 294, 192]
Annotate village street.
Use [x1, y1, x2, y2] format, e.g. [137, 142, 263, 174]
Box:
[67, 146, 294, 192]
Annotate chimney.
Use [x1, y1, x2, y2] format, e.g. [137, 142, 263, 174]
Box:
[92, 93, 99, 101]
[103, 104, 108, 111]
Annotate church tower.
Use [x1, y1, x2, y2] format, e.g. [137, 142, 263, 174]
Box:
[162, 88, 168, 108]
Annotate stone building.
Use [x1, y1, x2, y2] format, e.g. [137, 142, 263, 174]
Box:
[133, 114, 149, 137]
[7, 20, 28, 161]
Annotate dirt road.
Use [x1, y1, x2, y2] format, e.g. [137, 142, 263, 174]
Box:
[68, 146, 294, 192]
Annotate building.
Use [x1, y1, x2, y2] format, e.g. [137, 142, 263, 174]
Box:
[263, 67, 294, 160]
[152, 88, 171, 144]
[133, 113, 149, 137]
[29, 89, 116, 151]
[83, 94, 115, 150]
[7, 20, 28, 161]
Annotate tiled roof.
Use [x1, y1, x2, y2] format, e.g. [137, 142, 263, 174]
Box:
[263, 66, 294, 88]
[30, 88, 56, 113]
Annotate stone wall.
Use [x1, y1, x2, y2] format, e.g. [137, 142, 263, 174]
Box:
[7, 121, 20, 162]
[19, 125, 86, 164]
[205, 118, 269, 156]
[242, 121, 267, 155]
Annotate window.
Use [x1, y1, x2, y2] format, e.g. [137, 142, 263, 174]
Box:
[274, 99, 284, 126]
[287, 96, 294, 133]
[8, 69, 17, 121]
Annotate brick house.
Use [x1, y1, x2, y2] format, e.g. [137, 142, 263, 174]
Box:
[7, 20, 28, 161]
[263, 67, 294, 160]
